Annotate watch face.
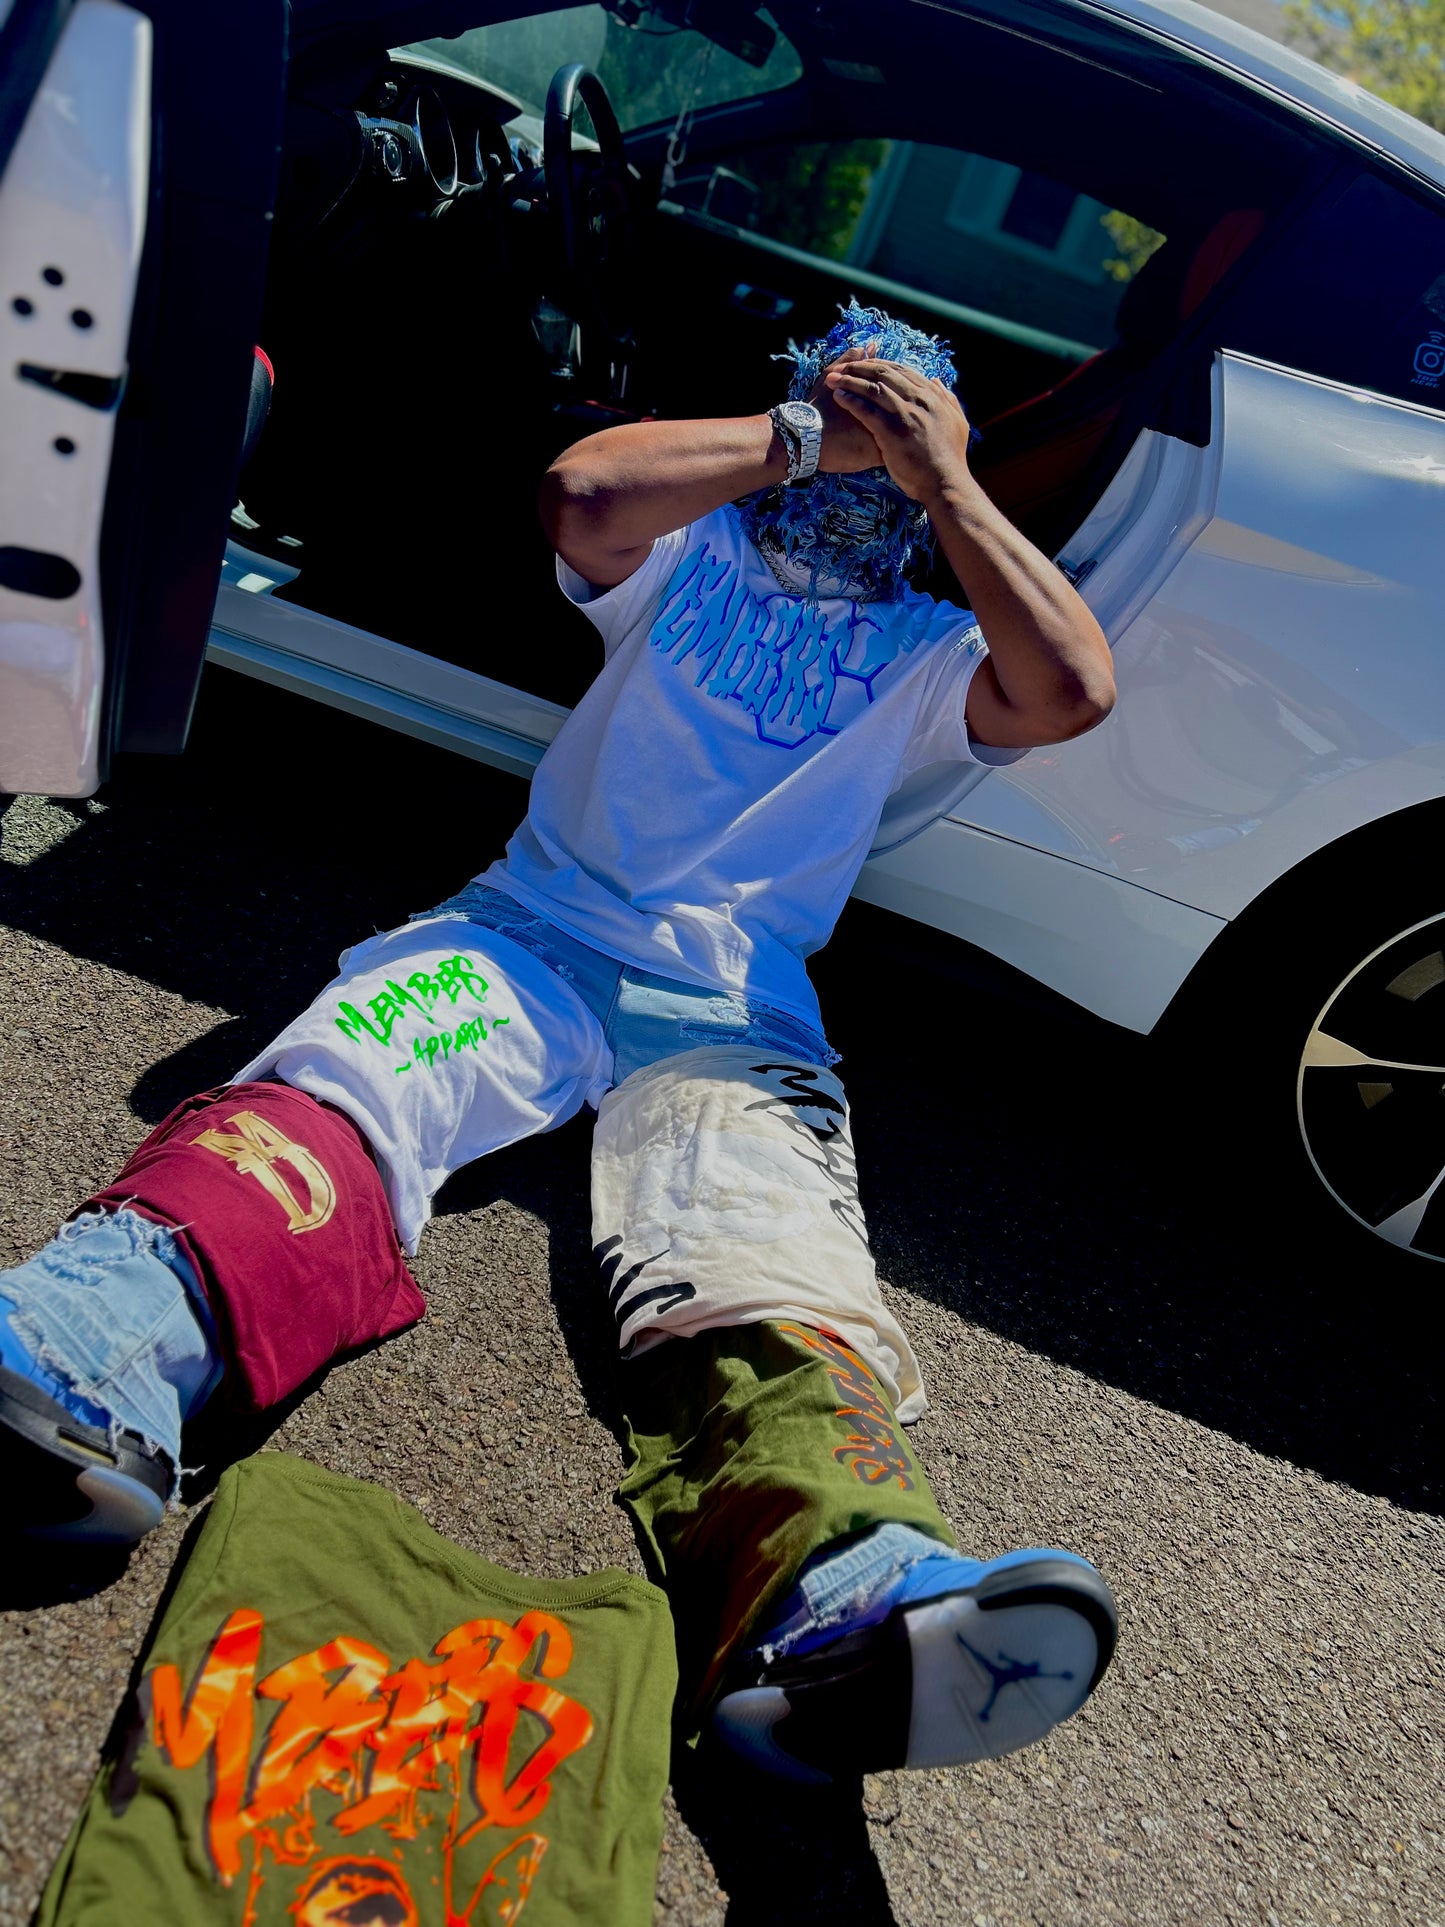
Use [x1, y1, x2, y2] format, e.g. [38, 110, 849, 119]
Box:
[780, 402, 818, 430]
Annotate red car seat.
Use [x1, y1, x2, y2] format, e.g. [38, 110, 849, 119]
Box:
[973, 208, 1266, 529]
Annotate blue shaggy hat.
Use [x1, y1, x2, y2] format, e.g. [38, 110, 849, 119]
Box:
[783, 296, 959, 400]
[737, 298, 963, 603]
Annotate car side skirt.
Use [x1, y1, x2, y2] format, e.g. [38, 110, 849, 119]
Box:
[853, 816, 1227, 1035]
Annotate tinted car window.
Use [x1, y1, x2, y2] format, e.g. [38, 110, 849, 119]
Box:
[1222, 170, 1445, 411]
[676, 137, 1164, 354]
[405, 6, 802, 130]
[856, 143, 1164, 351]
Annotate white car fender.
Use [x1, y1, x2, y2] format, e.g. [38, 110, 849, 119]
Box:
[914, 353, 1445, 1025]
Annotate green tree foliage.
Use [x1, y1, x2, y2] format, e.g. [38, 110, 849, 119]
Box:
[1285, 0, 1445, 133]
[1099, 208, 1167, 282]
[742, 140, 891, 260]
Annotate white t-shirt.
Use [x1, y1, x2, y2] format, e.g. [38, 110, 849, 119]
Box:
[481, 504, 1011, 1031]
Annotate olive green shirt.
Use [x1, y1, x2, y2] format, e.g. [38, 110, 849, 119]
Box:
[40, 1453, 675, 1926]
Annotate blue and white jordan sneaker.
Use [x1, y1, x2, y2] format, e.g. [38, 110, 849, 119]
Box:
[0, 1210, 223, 1545]
[0, 1299, 171, 1545]
[711, 1528, 1119, 1784]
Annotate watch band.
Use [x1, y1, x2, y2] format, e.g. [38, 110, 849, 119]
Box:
[770, 401, 823, 485]
[769, 404, 803, 482]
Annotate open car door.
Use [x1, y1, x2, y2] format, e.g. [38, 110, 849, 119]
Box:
[0, 0, 285, 796]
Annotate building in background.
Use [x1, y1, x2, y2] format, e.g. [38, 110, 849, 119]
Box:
[838, 0, 1284, 351]
[845, 144, 1138, 351]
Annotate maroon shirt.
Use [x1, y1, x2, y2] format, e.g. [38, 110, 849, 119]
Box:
[88, 1082, 423, 1409]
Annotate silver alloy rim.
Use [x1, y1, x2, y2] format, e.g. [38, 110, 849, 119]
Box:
[1297, 910, 1445, 1260]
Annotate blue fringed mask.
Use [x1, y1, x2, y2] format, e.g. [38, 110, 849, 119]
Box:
[737, 299, 964, 604]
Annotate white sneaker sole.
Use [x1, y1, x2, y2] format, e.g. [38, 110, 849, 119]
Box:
[712, 1555, 1117, 1783]
[0, 1365, 168, 1544]
[904, 1593, 1100, 1767]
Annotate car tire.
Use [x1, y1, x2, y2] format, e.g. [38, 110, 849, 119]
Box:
[1155, 808, 1445, 1280]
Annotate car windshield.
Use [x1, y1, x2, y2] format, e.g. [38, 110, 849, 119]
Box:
[402, 4, 802, 129]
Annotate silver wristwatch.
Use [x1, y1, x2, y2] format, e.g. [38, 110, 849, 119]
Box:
[770, 401, 823, 485]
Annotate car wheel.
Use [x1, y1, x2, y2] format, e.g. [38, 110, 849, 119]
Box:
[1158, 817, 1445, 1277]
[1297, 909, 1445, 1263]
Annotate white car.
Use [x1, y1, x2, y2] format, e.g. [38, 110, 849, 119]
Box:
[4, 0, 1445, 1272]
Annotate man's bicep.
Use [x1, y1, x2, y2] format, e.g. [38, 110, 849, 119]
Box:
[552, 532, 655, 593]
[963, 654, 1063, 751]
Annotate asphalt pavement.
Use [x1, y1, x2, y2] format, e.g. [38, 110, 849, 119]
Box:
[1, 666, 1440, 1926]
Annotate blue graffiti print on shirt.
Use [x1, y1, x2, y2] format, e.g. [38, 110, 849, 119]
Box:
[650, 540, 920, 748]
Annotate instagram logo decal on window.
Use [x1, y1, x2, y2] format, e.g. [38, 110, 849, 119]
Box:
[1411, 329, 1445, 388]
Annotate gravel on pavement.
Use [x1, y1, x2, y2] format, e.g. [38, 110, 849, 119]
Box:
[1, 668, 1440, 1926]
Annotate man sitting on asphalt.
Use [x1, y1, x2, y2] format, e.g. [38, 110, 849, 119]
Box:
[0, 302, 1120, 1785]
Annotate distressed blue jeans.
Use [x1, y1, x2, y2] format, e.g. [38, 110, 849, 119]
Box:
[0, 1209, 220, 1474]
[417, 884, 838, 1084]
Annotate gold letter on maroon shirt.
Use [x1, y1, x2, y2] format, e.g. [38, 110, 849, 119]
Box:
[193, 1111, 338, 1234]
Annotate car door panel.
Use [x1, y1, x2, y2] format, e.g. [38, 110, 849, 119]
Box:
[951, 351, 1445, 921]
[0, 0, 285, 797]
[102, 0, 286, 765]
[0, 0, 149, 795]
[854, 808, 1227, 1033]
[211, 538, 567, 781]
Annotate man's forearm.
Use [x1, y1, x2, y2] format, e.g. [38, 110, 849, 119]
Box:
[823, 355, 1115, 747]
[541, 415, 788, 586]
[924, 471, 1115, 744]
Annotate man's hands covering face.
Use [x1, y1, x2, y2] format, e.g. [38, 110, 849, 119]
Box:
[805, 346, 889, 474]
[824, 357, 973, 501]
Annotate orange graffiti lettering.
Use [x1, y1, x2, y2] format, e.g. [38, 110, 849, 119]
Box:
[780, 1322, 916, 1490]
[339, 1612, 594, 1841]
[455, 1832, 547, 1927]
[454, 1614, 594, 1841]
[150, 1607, 264, 1881]
[148, 1603, 594, 1923]
[251, 1636, 392, 1831]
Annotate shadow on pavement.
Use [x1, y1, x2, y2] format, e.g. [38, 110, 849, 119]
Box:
[1, 1367, 385, 1614]
[0, 1539, 133, 1612]
[433, 1112, 635, 1456]
[2, 666, 1437, 1523]
[670, 1746, 898, 1927]
[811, 916, 1441, 1517]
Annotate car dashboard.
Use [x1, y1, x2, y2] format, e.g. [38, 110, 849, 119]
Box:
[275, 53, 603, 251]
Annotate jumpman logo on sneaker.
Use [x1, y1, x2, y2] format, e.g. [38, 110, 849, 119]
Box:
[957, 1635, 1075, 1723]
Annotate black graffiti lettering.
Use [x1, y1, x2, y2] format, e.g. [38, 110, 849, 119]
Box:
[596, 1237, 693, 1326]
[608, 1250, 670, 1312]
[742, 1062, 867, 1246]
[744, 1062, 847, 1139]
[615, 1277, 698, 1326]
[790, 1128, 859, 1199]
[826, 1192, 871, 1251]
[746, 1062, 843, 1107]
[594, 1235, 639, 1306]
[770, 1113, 871, 1252]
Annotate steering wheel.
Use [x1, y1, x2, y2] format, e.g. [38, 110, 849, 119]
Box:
[543, 63, 637, 363]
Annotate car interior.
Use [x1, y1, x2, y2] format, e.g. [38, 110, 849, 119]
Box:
[234, 0, 1325, 710]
